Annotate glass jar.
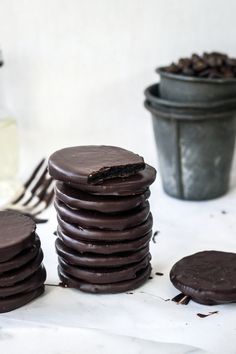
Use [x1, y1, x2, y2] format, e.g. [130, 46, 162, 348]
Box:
[0, 53, 19, 201]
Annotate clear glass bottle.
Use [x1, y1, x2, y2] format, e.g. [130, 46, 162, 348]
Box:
[0, 53, 19, 201]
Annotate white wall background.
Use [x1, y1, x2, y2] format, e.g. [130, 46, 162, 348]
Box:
[1, 0, 236, 159]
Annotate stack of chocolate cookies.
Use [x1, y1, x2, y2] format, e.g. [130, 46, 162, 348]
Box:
[0, 211, 46, 313]
[49, 146, 156, 294]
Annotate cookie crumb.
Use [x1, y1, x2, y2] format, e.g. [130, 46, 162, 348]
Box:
[155, 272, 164, 276]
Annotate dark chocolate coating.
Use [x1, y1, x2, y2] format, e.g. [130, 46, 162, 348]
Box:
[58, 226, 152, 255]
[58, 264, 151, 294]
[0, 265, 46, 297]
[69, 164, 156, 196]
[0, 235, 41, 274]
[59, 254, 151, 284]
[170, 251, 236, 305]
[57, 213, 153, 242]
[0, 285, 45, 313]
[55, 182, 150, 213]
[0, 211, 36, 262]
[48, 145, 145, 185]
[55, 199, 150, 231]
[55, 238, 150, 268]
[0, 250, 43, 287]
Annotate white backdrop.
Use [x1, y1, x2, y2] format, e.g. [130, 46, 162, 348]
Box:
[0, 0, 236, 160]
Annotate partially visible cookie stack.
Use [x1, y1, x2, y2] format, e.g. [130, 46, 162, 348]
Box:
[0, 211, 46, 313]
[49, 146, 156, 294]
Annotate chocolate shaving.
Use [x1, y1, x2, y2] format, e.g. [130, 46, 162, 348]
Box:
[155, 272, 164, 276]
[172, 293, 191, 305]
[149, 276, 153, 280]
[53, 230, 58, 236]
[221, 210, 227, 215]
[152, 231, 160, 244]
[197, 311, 218, 318]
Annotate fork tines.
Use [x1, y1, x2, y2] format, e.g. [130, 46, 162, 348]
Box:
[7, 158, 55, 217]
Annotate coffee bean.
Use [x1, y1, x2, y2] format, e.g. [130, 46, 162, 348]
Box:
[182, 67, 195, 76]
[178, 58, 192, 69]
[193, 60, 207, 72]
[160, 52, 236, 79]
[163, 63, 180, 74]
[191, 53, 201, 63]
[226, 57, 236, 67]
[220, 67, 234, 78]
[208, 69, 223, 79]
[198, 69, 211, 78]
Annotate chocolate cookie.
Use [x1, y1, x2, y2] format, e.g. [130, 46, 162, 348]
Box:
[0, 211, 36, 262]
[69, 164, 156, 196]
[0, 250, 43, 287]
[58, 264, 152, 294]
[0, 265, 46, 297]
[58, 254, 151, 284]
[0, 235, 41, 274]
[56, 238, 150, 268]
[0, 286, 45, 313]
[55, 198, 150, 231]
[0, 211, 46, 312]
[170, 251, 236, 305]
[57, 213, 153, 242]
[55, 182, 150, 213]
[57, 226, 152, 255]
[50, 145, 156, 294]
[49, 145, 145, 185]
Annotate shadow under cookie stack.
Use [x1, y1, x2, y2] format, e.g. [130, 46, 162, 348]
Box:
[49, 146, 156, 294]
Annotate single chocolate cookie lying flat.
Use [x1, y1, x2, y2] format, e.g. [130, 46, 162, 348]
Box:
[55, 198, 150, 231]
[0, 235, 40, 273]
[55, 182, 150, 213]
[0, 211, 36, 262]
[49, 145, 145, 185]
[57, 227, 152, 255]
[58, 264, 151, 294]
[170, 251, 236, 305]
[57, 213, 153, 242]
[0, 286, 45, 313]
[56, 238, 150, 268]
[58, 254, 151, 284]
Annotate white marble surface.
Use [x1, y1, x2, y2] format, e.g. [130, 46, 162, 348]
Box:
[1, 134, 236, 354]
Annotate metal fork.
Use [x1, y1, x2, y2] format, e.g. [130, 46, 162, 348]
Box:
[3, 158, 54, 223]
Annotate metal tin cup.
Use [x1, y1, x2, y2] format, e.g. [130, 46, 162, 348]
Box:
[144, 99, 236, 200]
[145, 83, 236, 113]
[156, 68, 236, 103]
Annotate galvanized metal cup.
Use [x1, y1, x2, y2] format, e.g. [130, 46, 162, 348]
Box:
[144, 98, 236, 200]
[145, 83, 236, 113]
[156, 68, 236, 103]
